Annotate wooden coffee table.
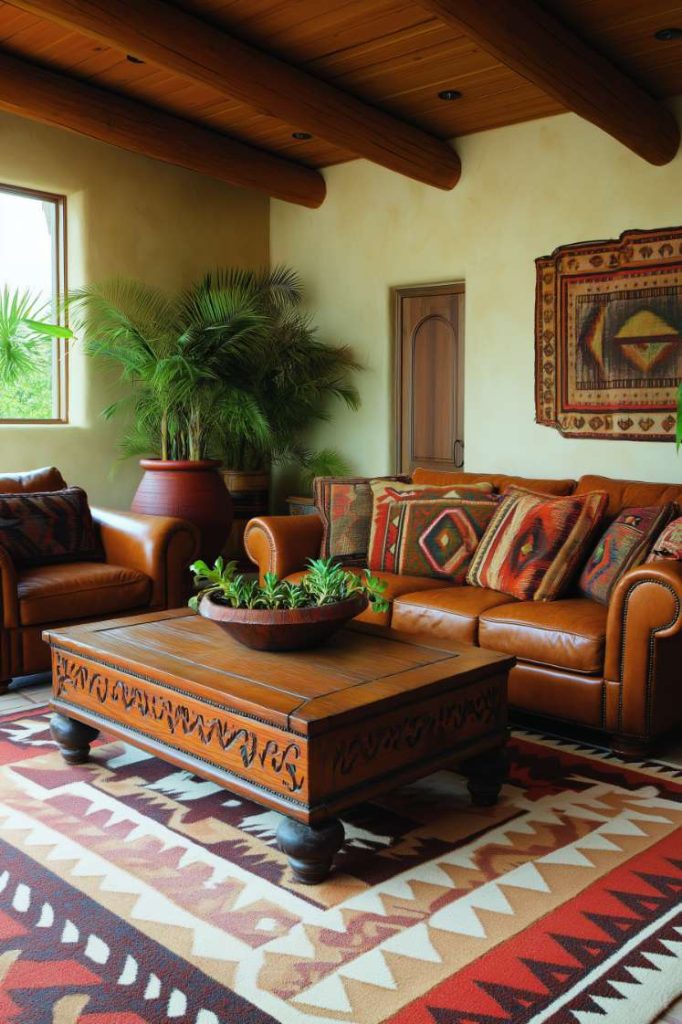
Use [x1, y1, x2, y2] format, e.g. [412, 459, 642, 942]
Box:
[44, 609, 513, 884]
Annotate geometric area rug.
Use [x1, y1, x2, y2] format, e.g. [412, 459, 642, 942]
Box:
[0, 706, 680, 1024]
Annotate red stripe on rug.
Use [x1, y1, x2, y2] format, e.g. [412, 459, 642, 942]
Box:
[387, 829, 682, 1024]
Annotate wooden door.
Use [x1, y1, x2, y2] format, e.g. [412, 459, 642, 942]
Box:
[394, 283, 465, 474]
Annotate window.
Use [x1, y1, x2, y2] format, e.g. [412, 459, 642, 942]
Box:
[0, 184, 67, 422]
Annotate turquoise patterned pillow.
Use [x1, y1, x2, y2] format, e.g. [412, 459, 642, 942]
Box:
[579, 504, 675, 604]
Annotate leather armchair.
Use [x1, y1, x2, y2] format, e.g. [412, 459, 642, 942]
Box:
[0, 467, 199, 692]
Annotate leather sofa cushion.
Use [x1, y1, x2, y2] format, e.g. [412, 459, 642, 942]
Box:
[18, 562, 152, 626]
[479, 598, 607, 674]
[392, 585, 514, 644]
[285, 569, 449, 626]
[576, 475, 682, 518]
[412, 468, 576, 496]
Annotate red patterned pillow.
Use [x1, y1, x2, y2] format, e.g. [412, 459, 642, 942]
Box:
[579, 504, 675, 604]
[466, 490, 608, 601]
[0, 487, 102, 568]
[378, 498, 498, 581]
[314, 475, 409, 566]
[367, 480, 496, 572]
[646, 515, 682, 561]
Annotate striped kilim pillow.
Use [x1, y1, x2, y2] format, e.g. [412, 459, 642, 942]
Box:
[579, 503, 676, 604]
[379, 497, 498, 580]
[467, 490, 608, 601]
[367, 480, 495, 572]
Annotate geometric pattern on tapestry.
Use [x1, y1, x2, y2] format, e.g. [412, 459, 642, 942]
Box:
[579, 503, 676, 604]
[368, 480, 495, 572]
[0, 486, 103, 568]
[467, 489, 608, 601]
[648, 515, 682, 562]
[535, 226, 682, 442]
[0, 705, 680, 1024]
[383, 498, 497, 581]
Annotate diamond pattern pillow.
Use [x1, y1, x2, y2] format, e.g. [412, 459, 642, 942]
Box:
[367, 480, 495, 572]
[646, 514, 682, 562]
[0, 487, 102, 568]
[313, 475, 409, 566]
[378, 497, 499, 581]
[467, 490, 608, 601]
[579, 503, 676, 604]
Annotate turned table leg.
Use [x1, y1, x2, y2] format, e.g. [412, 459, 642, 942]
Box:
[461, 746, 509, 807]
[277, 816, 345, 884]
[50, 713, 100, 765]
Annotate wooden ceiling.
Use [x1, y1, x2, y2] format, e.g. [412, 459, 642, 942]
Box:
[0, 0, 680, 206]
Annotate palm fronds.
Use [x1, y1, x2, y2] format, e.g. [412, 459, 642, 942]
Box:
[74, 267, 361, 473]
[0, 286, 71, 386]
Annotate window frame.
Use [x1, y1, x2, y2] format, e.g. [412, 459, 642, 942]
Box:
[0, 182, 68, 425]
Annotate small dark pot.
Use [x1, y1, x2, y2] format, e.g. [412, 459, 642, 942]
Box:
[132, 459, 233, 563]
[198, 592, 368, 651]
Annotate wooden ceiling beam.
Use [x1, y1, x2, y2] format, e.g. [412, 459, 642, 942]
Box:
[420, 0, 679, 165]
[8, 0, 462, 190]
[0, 50, 326, 206]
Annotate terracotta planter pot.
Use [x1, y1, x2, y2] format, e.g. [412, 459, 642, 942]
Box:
[198, 592, 368, 651]
[220, 468, 270, 563]
[132, 459, 233, 563]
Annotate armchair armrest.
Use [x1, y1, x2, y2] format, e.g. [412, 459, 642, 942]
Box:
[604, 559, 682, 747]
[0, 546, 19, 630]
[92, 507, 200, 609]
[244, 514, 323, 581]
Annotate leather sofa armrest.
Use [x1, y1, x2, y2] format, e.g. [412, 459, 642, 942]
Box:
[0, 546, 19, 629]
[92, 507, 200, 609]
[604, 559, 682, 745]
[244, 514, 323, 581]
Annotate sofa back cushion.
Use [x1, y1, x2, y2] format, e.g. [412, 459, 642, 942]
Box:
[579, 503, 676, 604]
[413, 468, 576, 496]
[314, 475, 408, 566]
[575, 475, 682, 518]
[373, 497, 498, 581]
[0, 466, 67, 494]
[467, 490, 608, 601]
[0, 486, 103, 568]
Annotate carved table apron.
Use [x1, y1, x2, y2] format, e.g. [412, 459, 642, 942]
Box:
[44, 609, 513, 884]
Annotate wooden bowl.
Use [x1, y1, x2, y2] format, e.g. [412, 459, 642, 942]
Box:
[198, 592, 368, 651]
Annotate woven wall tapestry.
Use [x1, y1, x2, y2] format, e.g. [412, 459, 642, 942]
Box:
[535, 226, 682, 441]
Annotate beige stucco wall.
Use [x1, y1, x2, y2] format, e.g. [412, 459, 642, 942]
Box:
[0, 111, 269, 506]
[271, 99, 682, 486]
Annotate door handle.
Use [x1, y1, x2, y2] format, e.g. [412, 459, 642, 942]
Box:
[453, 439, 464, 469]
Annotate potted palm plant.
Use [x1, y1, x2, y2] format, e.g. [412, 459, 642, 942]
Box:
[204, 267, 360, 556]
[68, 276, 273, 559]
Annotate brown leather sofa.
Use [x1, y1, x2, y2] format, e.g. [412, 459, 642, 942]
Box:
[245, 470, 682, 757]
[0, 466, 199, 692]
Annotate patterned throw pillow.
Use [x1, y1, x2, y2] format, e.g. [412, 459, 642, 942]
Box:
[579, 504, 676, 604]
[367, 480, 495, 572]
[0, 487, 102, 568]
[466, 490, 608, 601]
[646, 515, 682, 562]
[314, 475, 409, 566]
[377, 498, 499, 581]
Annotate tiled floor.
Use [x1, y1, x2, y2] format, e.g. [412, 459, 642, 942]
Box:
[1, 673, 53, 711]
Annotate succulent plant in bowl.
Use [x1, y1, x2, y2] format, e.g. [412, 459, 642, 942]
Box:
[189, 556, 389, 651]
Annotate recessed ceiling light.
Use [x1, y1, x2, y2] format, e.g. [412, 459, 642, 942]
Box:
[292, 131, 313, 140]
[438, 89, 462, 101]
[126, 54, 145, 64]
[654, 27, 682, 40]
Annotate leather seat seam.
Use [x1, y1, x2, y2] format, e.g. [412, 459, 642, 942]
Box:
[481, 618, 605, 642]
[20, 579, 149, 601]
